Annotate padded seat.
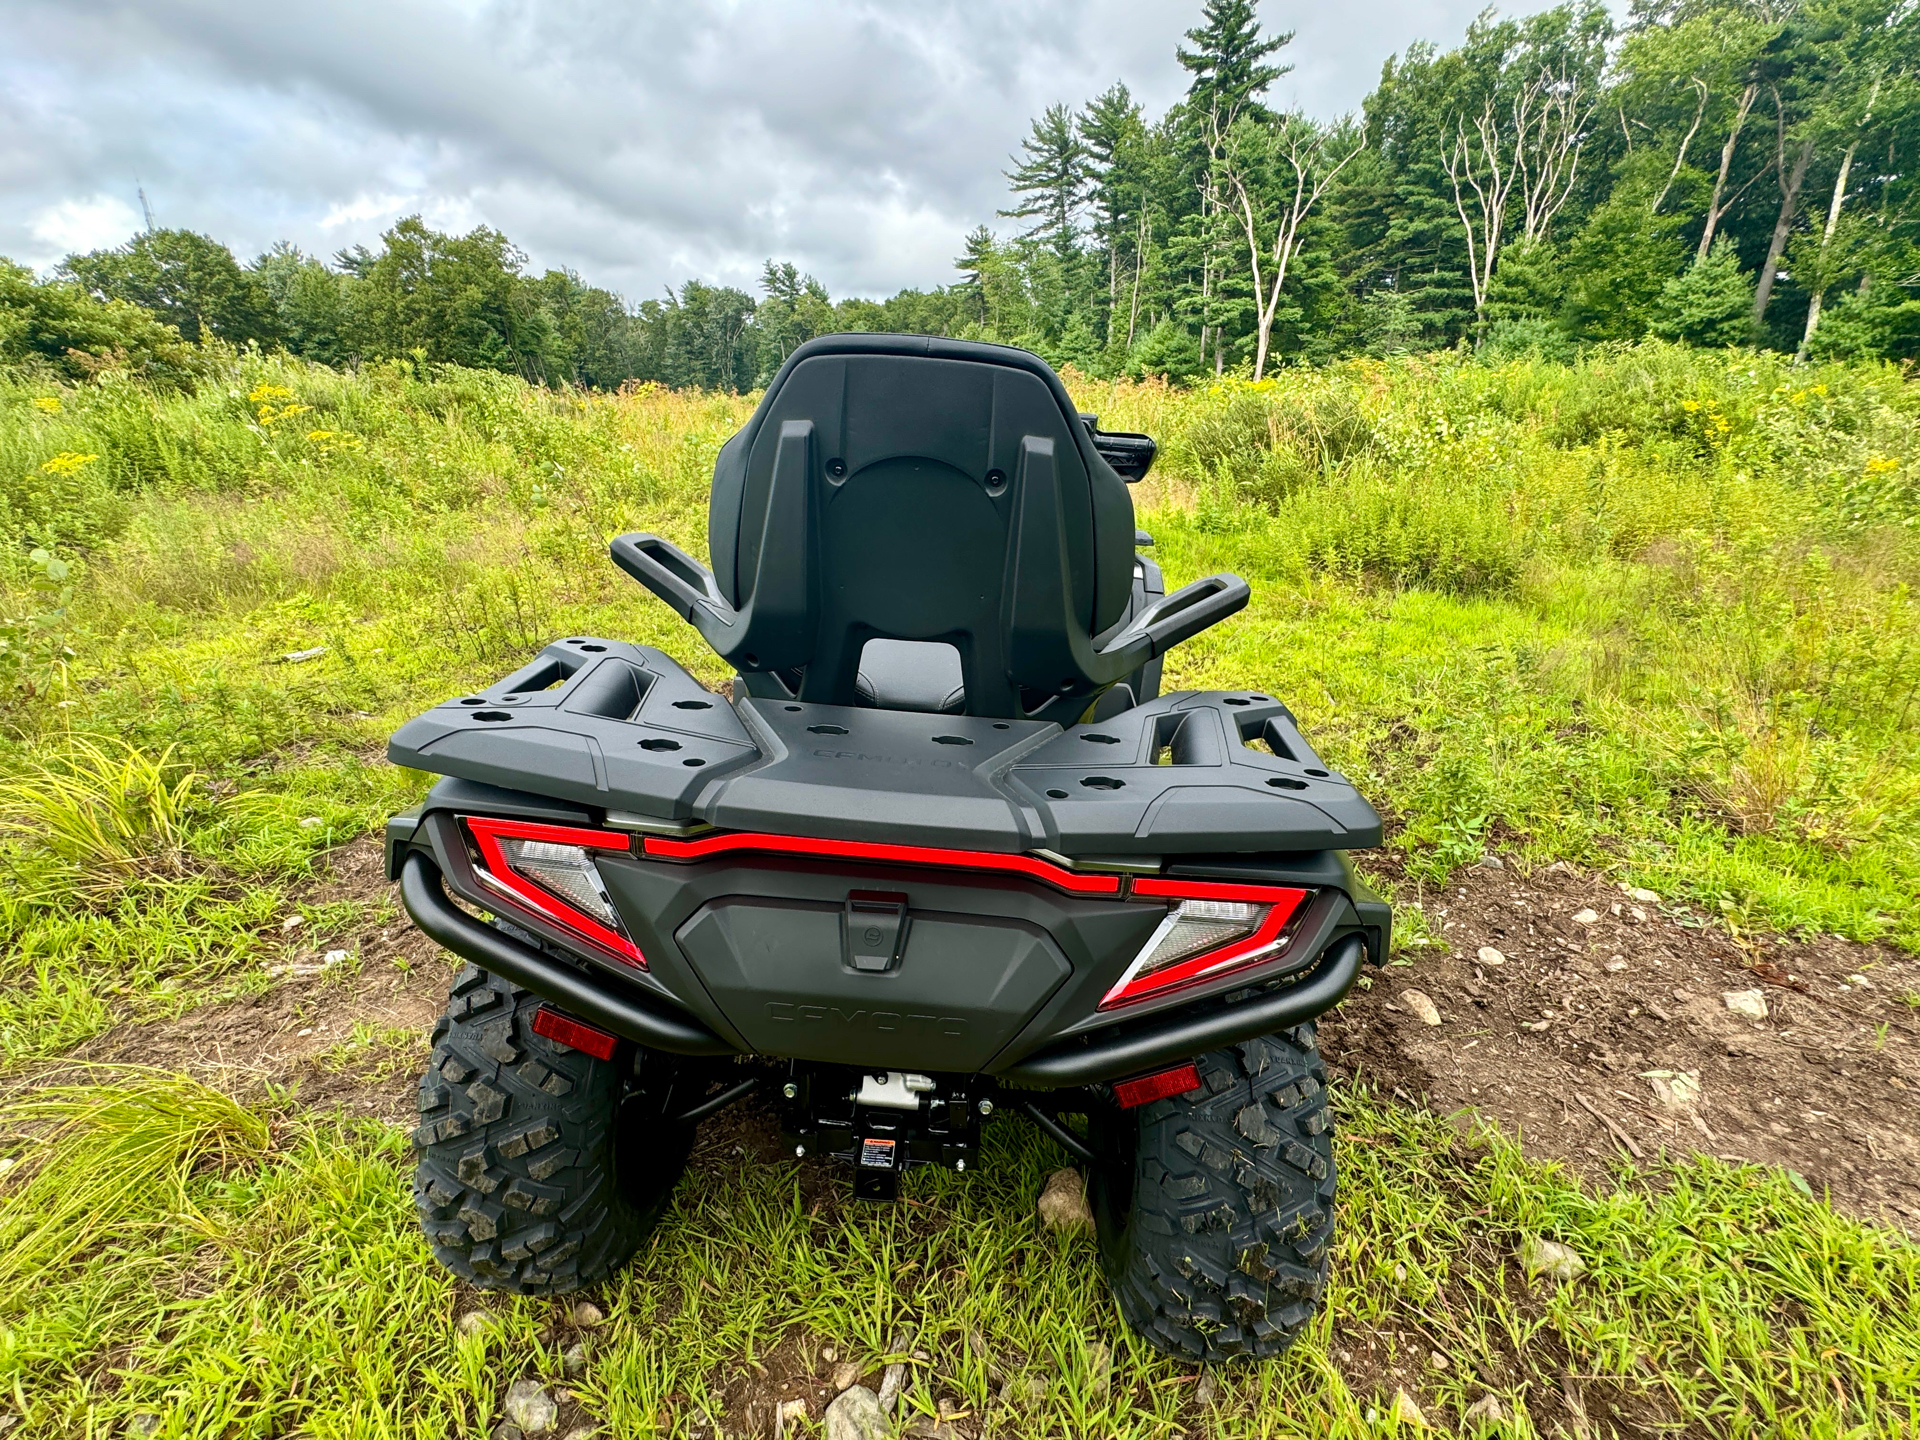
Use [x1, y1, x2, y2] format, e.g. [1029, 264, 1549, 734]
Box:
[855, 639, 966, 713]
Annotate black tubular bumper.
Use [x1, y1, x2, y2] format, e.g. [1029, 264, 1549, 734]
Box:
[399, 852, 737, 1057]
[997, 934, 1366, 1088]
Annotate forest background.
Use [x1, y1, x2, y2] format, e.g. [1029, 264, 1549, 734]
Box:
[7, 0, 1920, 393]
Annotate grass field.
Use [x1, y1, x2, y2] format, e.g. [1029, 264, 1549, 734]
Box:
[1, 343, 1917, 1436]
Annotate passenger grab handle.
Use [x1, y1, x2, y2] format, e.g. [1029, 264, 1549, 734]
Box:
[1099, 573, 1250, 662]
[610, 533, 737, 628]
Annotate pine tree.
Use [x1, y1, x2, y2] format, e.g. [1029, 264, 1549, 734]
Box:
[1651, 235, 1754, 347]
[1001, 105, 1089, 262]
[1177, 0, 1294, 123]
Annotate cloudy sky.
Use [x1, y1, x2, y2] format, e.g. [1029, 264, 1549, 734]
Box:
[3, 0, 1572, 301]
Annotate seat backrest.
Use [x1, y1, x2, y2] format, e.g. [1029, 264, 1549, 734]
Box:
[706, 334, 1137, 718]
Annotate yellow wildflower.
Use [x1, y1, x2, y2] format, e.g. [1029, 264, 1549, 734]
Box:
[40, 451, 99, 475]
[247, 383, 295, 403]
[30, 396, 61, 413]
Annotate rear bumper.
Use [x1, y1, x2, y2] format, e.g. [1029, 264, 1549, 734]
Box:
[398, 845, 1365, 1086]
[399, 851, 736, 1057]
[997, 934, 1364, 1086]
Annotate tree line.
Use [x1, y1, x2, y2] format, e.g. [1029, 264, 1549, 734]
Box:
[6, 0, 1918, 389]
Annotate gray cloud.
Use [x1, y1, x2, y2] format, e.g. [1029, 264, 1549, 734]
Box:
[1, 0, 1581, 300]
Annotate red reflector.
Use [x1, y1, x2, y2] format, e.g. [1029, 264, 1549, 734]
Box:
[1113, 1063, 1203, 1109]
[531, 1006, 620, 1060]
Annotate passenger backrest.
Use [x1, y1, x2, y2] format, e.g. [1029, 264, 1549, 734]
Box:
[706, 334, 1137, 717]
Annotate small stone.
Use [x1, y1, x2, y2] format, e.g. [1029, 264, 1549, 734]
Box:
[323, 949, 350, 966]
[128, 1417, 162, 1438]
[299, 816, 323, 828]
[1572, 908, 1600, 925]
[1194, 1370, 1219, 1407]
[1629, 906, 1647, 921]
[825, 1384, 887, 1440]
[562, 1342, 589, 1377]
[457, 1309, 497, 1337]
[492, 1426, 523, 1440]
[831, 1361, 862, 1391]
[1521, 1019, 1551, 1032]
[281, 914, 305, 932]
[1643, 1069, 1703, 1113]
[823, 1346, 837, 1364]
[1391, 1388, 1428, 1426]
[1848, 973, 1873, 988]
[571, 1301, 604, 1327]
[1627, 887, 1659, 904]
[503, 1380, 558, 1435]
[877, 1362, 906, 1413]
[1037, 1168, 1094, 1232]
[1088, 1341, 1112, 1401]
[1463, 1393, 1508, 1430]
[1477, 854, 1504, 870]
[774, 1398, 810, 1440]
[1604, 956, 1627, 972]
[998, 1374, 1048, 1406]
[561, 1429, 598, 1440]
[279, 645, 328, 663]
[1427, 1349, 1450, 1370]
[1475, 946, 1506, 967]
[1723, 989, 1768, 1020]
[1399, 989, 1442, 1026]
[1520, 1235, 1586, 1282]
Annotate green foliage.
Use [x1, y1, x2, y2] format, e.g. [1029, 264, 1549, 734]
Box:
[0, 260, 202, 387]
[1653, 237, 1757, 348]
[58, 229, 278, 347]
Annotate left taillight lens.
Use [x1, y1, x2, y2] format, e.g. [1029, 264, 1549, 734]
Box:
[1103, 878, 1310, 1008]
[464, 817, 644, 968]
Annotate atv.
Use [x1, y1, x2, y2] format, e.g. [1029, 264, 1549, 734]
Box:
[384, 334, 1388, 1362]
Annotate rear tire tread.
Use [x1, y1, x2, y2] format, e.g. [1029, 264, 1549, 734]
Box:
[1097, 1024, 1335, 1362]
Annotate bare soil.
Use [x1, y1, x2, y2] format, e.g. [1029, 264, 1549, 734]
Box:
[1321, 856, 1920, 1228]
[72, 839, 453, 1126]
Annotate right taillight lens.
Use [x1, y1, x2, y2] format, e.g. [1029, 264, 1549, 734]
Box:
[1103, 878, 1310, 1008]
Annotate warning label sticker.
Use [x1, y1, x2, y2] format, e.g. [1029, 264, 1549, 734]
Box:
[858, 1137, 898, 1169]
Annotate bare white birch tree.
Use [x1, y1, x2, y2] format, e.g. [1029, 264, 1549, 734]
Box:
[1443, 66, 1596, 337]
[1224, 115, 1365, 380]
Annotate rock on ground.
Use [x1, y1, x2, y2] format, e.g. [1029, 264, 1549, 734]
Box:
[1520, 1235, 1586, 1283]
[1392, 1389, 1428, 1426]
[1037, 1168, 1094, 1232]
[1399, 989, 1442, 1026]
[1723, 988, 1768, 1019]
[826, 1384, 888, 1440]
[503, 1380, 558, 1435]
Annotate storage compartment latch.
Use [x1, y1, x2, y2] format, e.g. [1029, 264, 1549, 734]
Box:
[843, 891, 909, 973]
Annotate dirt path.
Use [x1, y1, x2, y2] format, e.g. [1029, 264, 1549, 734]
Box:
[71, 840, 452, 1126]
[1321, 858, 1920, 1227]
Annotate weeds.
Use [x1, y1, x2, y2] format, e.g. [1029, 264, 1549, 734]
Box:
[0, 1064, 268, 1305]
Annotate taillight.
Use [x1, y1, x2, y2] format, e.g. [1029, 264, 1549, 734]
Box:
[1102, 877, 1310, 1008]
[464, 817, 645, 968]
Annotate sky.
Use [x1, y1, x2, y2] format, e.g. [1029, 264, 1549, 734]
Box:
[2, 0, 1576, 302]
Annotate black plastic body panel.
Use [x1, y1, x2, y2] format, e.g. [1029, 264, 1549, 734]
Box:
[675, 899, 1071, 1071]
[594, 850, 1166, 1072]
[389, 638, 1382, 859]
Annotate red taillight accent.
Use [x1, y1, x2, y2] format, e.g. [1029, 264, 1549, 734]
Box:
[641, 831, 1123, 896]
[463, 817, 646, 969]
[1101, 880, 1311, 1008]
[1113, 1063, 1203, 1108]
[531, 1005, 620, 1060]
